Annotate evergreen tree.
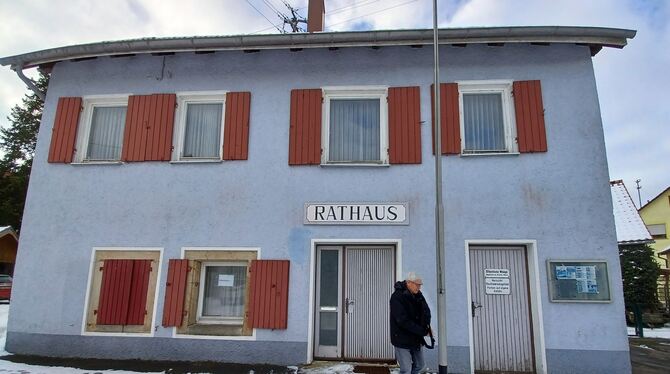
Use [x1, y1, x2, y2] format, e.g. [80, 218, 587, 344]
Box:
[619, 243, 661, 310]
[0, 71, 49, 232]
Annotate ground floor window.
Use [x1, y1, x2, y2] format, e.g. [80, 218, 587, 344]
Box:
[176, 249, 256, 336]
[84, 248, 161, 334]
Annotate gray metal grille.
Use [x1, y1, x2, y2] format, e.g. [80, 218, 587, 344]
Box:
[469, 246, 534, 372]
[344, 247, 395, 360]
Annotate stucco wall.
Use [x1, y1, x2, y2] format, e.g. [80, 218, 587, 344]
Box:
[8, 43, 629, 369]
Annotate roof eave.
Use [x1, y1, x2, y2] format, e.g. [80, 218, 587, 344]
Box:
[0, 26, 636, 69]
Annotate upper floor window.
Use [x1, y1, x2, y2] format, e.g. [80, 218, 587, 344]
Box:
[75, 96, 128, 162]
[173, 93, 226, 161]
[322, 87, 388, 165]
[458, 81, 517, 155]
[647, 224, 667, 239]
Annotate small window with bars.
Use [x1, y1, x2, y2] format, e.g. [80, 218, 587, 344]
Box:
[458, 81, 517, 155]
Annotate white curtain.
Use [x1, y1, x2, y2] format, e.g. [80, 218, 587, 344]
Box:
[463, 93, 505, 152]
[87, 106, 126, 160]
[183, 103, 222, 158]
[329, 99, 380, 162]
[203, 265, 247, 318]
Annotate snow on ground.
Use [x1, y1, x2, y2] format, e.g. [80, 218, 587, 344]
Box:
[627, 326, 670, 339]
[0, 303, 370, 373]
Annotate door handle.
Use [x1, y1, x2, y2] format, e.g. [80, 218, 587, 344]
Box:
[345, 297, 355, 314]
[471, 301, 482, 317]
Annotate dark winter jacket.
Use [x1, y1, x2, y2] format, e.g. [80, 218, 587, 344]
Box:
[389, 280, 431, 349]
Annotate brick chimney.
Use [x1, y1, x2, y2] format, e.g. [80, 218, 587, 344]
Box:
[307, 0, 325, 32]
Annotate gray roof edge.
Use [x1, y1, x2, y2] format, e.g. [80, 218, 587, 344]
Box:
[0, 26, 636, 68]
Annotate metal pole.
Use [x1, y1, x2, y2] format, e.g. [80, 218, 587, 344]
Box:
[432, 1, 448, 373]
[635, 179, 642, 208]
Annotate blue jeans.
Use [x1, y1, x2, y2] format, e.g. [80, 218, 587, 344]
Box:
[394, 346, 425, 374]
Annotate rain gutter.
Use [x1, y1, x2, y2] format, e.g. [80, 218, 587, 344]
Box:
[11, 64, 45, 101]
[0, 26, 636, 69]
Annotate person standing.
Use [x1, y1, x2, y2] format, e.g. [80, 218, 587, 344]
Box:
[390, 272, 432, 374]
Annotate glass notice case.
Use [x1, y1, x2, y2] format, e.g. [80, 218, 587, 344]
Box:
[547, 260, 611, 302]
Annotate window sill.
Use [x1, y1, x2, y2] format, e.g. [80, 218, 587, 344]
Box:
[170, 159, 223, 164]
[71, 161, 124, 166]
[320, 162, 390, 168]
[195, 319, 244, 326]
[459, 152, 520, 157]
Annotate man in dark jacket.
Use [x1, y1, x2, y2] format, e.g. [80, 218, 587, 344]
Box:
[390, 272, 431, 374]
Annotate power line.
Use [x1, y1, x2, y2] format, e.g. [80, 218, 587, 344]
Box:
[328, 0, 380, 16]
[327, 0, 419, 29]
[246, 0, 285, 33]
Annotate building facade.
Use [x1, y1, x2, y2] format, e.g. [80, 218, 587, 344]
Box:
[638, 186, 670, 311]
[0, 26, 635, 373]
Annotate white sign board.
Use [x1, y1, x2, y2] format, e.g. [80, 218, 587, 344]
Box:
[485, 268, 511, 295]
[304, 203, 408, 225]
[486, 284, 511, 295]
[217, 274, 234, 287]
[484, 269, 510, 278]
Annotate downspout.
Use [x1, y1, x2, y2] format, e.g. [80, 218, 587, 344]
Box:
[11, 64, 45, 101]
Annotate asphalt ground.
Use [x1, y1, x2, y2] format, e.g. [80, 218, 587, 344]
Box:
[629, 337, 670, 374]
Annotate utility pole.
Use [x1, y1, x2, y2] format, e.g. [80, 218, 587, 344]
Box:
[635, 179, 642, 208]
[278, 0, 307, 33]
[432, 1, 448, 373]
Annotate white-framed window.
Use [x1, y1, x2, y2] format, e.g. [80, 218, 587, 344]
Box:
[196, 261, 249, 325]
[322, 86, 388, 165]
[173, 92, 227, 161]
[458, 80, 517, 155]
[75, 96, 129, 162]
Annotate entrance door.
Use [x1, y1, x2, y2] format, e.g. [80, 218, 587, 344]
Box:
[469, 246, 535, 373]
[314, 245, 395, 361]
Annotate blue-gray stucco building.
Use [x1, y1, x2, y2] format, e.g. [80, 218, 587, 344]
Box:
[0, 25, 636, 373]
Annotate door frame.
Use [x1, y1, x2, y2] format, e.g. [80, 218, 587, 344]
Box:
[464, 240, 547, 374]
[307, 238, 403, 364]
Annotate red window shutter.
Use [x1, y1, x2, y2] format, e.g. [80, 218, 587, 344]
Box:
[388, 87, 421, 164]
[248, 259, 290, 329]
[162, 259, 189, 327]
[289, 89, 322, 165]
[223, 92, 251, 160]
[430, 83, 460, 155]
[513, 80, 547, 152]
[48, 97, 82, 163]
[126, 260, 152, 325]
[122, 94, 176, 162]
[96, 259, 134, 325]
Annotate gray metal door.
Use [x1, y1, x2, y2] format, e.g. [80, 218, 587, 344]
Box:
[344, 246, 395, 360]
[469, 246, 535, 373]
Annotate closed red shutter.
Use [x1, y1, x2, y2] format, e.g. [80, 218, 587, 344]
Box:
[388, 87, 421, 164]
[513, 80, 547, 152]
[289, 89, 322, 165]
[430, 83, 460, 155]
[96, 259, 153, 326]
[223, 92, 251, 160]
[162, 259, 189, 327]
[96, 259, 134, 325]
[122, 94, 176, 162]
[48, 97, 82, 163]
[126, 260, 152, 325]
[248, 260, 290, 329]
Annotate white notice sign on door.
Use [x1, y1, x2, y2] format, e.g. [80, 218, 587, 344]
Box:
[485, 277, 510, 285]
[484, 268, 510, 278]
[486, 284, 511, 295]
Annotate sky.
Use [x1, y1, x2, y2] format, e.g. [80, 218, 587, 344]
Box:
[0, 0, 667, 205]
